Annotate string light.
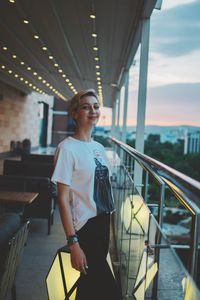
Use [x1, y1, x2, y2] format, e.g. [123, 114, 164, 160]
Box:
[1, 8, 72, 99]
[90, 5, 103, 104]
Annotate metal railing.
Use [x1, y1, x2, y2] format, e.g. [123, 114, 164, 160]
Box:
[109, 137, 200, 299]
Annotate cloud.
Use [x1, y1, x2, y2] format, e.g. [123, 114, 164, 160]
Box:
[147, 50, 200, 87]
[147, 82, 200, 105]
[99, 83, 200, 126]
[162, 0, 196, 10]
[151, 0, 200, 57]
[125, 82, 200, 126]
[145, 82, 200, 125]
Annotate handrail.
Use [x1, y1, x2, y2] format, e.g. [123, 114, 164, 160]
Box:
[110, 136, 200, 282]
[110, 136, 200, 212]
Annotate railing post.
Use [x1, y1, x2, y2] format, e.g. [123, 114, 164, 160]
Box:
[124, 195, 134, 298]
[152, 227, 161, 299]
[151, 181, 165, 299]
[189, 211, 200, 280]
[157, 182, 165, 229]
[144, 171, 149, 203]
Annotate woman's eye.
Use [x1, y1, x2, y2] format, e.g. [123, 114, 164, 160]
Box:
[81, 104, 100, 110]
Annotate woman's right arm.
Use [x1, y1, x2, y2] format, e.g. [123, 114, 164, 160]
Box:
[57, 182, 88, 274]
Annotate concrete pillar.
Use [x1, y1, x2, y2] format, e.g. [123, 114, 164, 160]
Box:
[111, 100, 117, 137]
[121, 71, 129, 143]
[134, 18, 150, 192]
[116, 89, 121, 139]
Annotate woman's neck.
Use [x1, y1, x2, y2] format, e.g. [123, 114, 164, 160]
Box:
[73, 127, 93, 142]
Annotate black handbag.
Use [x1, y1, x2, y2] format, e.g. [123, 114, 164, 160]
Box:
[93, 158, 115, 214]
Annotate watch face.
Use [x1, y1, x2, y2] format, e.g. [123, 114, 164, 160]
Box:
[67, 235, 78, 246]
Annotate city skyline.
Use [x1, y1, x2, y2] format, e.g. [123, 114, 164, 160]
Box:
[99, 0, 200, 127]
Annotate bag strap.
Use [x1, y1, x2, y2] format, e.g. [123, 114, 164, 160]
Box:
[94, 157, 102, 166]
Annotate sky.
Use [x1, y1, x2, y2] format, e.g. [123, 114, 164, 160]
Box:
[98, 0, 200, 127]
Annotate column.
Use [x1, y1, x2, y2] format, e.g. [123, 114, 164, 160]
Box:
[134, 18, 150, 192]
[116, 89, 121, 139]
[111, 100, 117, 137]
[121, 71, 129, 143]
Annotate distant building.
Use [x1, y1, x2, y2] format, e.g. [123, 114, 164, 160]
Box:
[127, 131, 136, 140]
[160, 131, 180, 144]
[184, 131, 200, 154]
[93, 126, 107, 138]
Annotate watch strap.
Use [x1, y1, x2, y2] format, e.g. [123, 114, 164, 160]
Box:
[67, 234, 78, 246]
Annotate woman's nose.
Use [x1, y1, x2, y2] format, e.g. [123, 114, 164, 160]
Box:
[89, 105, 95, 112]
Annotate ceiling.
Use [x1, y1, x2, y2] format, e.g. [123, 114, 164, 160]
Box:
[0, 0, 157, 107]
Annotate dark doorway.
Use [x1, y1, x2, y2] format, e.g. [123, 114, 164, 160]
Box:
[39, 102, 49, 147]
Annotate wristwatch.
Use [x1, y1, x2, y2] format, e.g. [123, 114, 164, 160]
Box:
[67, 234, 78, 246]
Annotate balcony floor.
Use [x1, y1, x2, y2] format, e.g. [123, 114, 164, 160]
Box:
[5, 207, 65, 300]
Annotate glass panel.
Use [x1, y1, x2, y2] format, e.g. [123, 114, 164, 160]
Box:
[116, 185, 151, 297]
[144, 215, 200, 300]
[110, 145, 200, 299]
[163, 186, 191, 246]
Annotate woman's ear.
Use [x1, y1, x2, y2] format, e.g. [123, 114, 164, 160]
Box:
[71, 111, 77, 120]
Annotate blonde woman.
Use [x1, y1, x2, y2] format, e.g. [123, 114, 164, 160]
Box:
[52, 89, 121, 300]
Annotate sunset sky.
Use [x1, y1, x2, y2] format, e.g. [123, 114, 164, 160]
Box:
[99, 0, 200, 127]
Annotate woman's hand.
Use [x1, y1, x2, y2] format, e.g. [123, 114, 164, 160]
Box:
[70, 243, 88, 275]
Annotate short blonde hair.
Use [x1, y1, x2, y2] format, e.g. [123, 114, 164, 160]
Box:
[67, 89, 99, 117]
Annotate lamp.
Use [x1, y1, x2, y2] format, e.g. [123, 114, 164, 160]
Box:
[46, 247, 115, 300]
[121, 194, 150, 235]
[46, 245, 80, 300]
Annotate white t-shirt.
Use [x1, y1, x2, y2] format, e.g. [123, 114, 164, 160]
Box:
[51, 136, 113, 231]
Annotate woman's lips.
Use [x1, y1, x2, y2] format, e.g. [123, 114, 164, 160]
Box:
[88, 116, 98, 119]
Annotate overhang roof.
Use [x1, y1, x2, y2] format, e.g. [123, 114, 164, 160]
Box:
[0, 0, 157, 107]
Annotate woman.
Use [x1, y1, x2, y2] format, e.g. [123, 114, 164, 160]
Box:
[52, 89, 121, 300]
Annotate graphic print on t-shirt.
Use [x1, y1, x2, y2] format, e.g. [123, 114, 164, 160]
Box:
[93, 157, 115, 215]
[93, 149, 104, 163]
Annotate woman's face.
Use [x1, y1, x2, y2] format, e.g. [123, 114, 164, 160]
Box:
[73, 95, 100, 127]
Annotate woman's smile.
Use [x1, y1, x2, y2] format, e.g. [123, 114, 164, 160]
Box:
[88, 115, 98, 119]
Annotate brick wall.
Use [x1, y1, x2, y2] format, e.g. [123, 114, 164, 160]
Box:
[0, 81, 53, 153]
